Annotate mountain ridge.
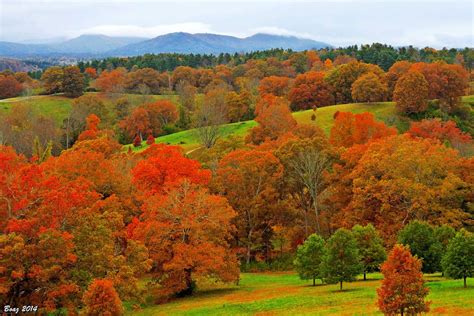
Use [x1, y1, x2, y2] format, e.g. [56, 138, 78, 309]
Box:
[0, 32, 331, 58]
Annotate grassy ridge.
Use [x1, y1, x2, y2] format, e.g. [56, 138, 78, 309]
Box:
[128, 272, 474, 315]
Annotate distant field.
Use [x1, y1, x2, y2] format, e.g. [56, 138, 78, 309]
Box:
[127, 272, 474, 315]
[1, 93, 472, 153]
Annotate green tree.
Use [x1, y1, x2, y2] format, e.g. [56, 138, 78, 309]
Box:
[398, 221, 443, 273]
[62, 66, 84, 98]
[293, 233, 326, 286]
[442, 229, 474, 288]
[352, 224, 386, 280]
[322, 228, 362, 290]
[435, 225, 456, 277]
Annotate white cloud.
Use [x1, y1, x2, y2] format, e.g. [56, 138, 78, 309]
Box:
[249, 27, 316, 40]
[71, 22, 214, 38]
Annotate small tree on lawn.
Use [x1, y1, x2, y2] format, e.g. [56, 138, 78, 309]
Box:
[294, 233, 326, 286]
[352, 224, 387, 280]
[434, 225, 455, 276]
[322, 228, 362, 290]
[441, 229, 474, 288]
[398, 221, 443, 273]
[146, 134, 155, 145]
[82, 278, 123, 316]
[377, 244, 430, 316]
[133, 135, 142, 148]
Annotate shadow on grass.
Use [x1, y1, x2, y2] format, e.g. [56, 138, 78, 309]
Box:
[330, 288, 362, 293]
[191, 287, 240, 299]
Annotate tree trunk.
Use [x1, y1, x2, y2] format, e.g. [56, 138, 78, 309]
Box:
[401, 308, 404, 316]
[464, 275, 467, 288]
[340, 281, 343, 291]
[313, 199, 321, 235]
[313, 277, 316, 286]
[364, 271, 367, 281]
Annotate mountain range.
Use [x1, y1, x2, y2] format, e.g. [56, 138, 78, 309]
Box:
[0, 33, 331, 58]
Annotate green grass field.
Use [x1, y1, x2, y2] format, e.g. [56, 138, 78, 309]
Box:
[127, 272, 474, 315]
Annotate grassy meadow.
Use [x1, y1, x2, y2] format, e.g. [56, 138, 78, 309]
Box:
[127, 272, 474, 315]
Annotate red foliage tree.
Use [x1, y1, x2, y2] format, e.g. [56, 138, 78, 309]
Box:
[377, 244, 430, 315]
[84, 67, 97, 79]
[95, 68, 127, 94]
[146, 134, 155, 145]
[0, 75, 23, 99]
[289, 71, 334, 110]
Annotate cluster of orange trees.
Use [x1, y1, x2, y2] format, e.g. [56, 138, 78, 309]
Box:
[1, 95, 473, 312]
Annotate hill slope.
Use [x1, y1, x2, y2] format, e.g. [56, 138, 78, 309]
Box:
[111, 32, 331, 56]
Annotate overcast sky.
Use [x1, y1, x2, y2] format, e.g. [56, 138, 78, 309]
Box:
[0, 0, 472, 48]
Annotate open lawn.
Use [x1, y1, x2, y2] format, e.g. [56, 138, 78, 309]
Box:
[128, 272, 474, 315]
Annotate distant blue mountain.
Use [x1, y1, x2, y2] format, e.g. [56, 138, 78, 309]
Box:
[0, 35, 148, 57]
[110, 32, 331, 56]
[0, 32, 331, 58]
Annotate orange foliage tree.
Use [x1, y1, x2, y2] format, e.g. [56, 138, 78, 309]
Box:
[132, 183, 239, 296]
[329, 112, 396, 148]
[258, 75, 290, 97]
[0, 74, 23, 99]
[288, 71, 334, 110]
[246, 95, 297, 144]
[339, 135, 472, 245]
[385, 61, 411, 98]
[377, 244, 430, 315]
[82, 279, 123, 316]
[393, 70, 429, 114]
[95, 68, 127, 94]
[215, 149, 284, 264]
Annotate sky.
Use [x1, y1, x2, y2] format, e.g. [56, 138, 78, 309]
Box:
[0, 0, 472, 48]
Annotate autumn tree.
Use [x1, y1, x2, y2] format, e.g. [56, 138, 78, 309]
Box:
[442, 229, 474, 288]
[386, 61, 411, 98]
[288, 71, 334, 110]
[82, 279, 123, 316]
[293, 233, 326, 286]
[277, 136, 334, 234]
[0, 75, 23, 99]
[95, 68, 127, 94]
[225, 90, 253, 122]
[410, 62, 469, 112]
[326, 61, 385, 104]
[215, 149, 284, 264]
[143, 100, 178, 136]
[120, 107, 151, 142]
[329, 112, 396, 148]
[377, 244, 430, 315]
[246, 95, 297, 145]
[351, 72, 387, 103]
[322, 228, 362, 290]
[84, 67, 97, 79]
[393, 70, 429, 114]
[407, 119, 473, 156]
[124, 67, 163, 94]
[146, 134, 155, 145]
[258, 75, 290, 97]
[41, 66, 64, 94]
[62, 66, 84, 98]
[343, 135, 470, 245]
[352, 224, 386, 280]
[194, 89, 228, 148]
